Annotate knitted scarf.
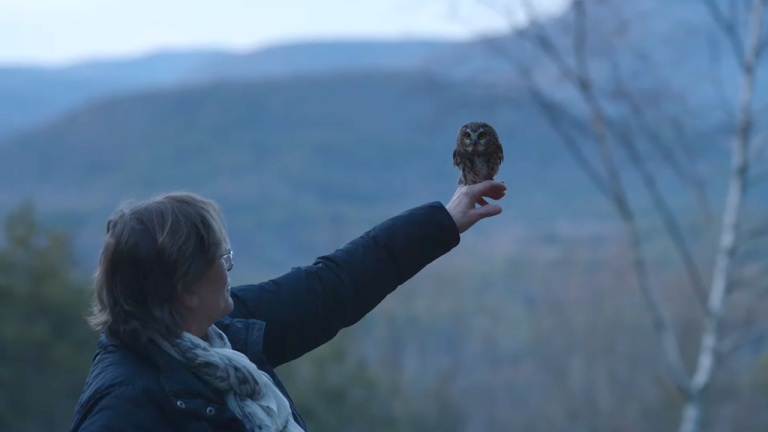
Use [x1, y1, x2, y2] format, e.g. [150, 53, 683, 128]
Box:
[152, 325, 304, 432]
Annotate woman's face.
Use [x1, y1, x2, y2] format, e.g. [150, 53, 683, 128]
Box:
[180, 248, 235, 335]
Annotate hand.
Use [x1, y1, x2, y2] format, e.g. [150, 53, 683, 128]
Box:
[446, 180, 506, 234]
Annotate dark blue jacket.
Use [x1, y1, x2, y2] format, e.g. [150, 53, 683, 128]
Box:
[70, 202, 460, 432]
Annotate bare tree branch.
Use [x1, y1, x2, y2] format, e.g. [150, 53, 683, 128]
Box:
[702, 0, 747, 63]
[522, 76, 614, 200]
[729, 273, 766, 292]
[719, 276, 768, 364]
[757, 29, 768, 56]
[680, 1, 767, 431]
[706, 31, 737, 123]
[603, 59, 714, 307]
[573, 4, 693, 395]
[518, 0, 695, 396]
[516, 0, 581, 84]
[750, 130, 768, 160]
[475, 32, 616, 201]
[476, 0, 767, 429]
[689, 0, 764, 390]
[599, 47, 713, 207]
[748, 168, 768, 188]
[624, 213, 694, 398]
[608, 61, 715, 224]
[568, 1, 627, 206]
[730, 0, 742, 23]
[611, 126, 709, 307]
[524, 70, 715, 316]
[742, 220, 768, 240]
[717, 326, 766, 355]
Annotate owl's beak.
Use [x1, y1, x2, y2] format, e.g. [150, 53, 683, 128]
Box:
[470, 139, 478, 147]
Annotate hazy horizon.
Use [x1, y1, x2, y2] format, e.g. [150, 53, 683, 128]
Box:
[0, 0, 570, 67]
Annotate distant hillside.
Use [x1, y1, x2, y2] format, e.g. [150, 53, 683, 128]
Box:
[184, 40, 457, 82]
[2, 0, 763, 274]
[0, 40, 464, 139]
[0, 51, 229, 138]
[3, 0, 757, 140]
[0, 71, 621, 272]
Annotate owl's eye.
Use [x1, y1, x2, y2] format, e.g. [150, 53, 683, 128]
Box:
[479, 132, 486, 139]
[464, 133, 471, 140]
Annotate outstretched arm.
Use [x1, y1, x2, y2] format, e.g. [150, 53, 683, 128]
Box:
[228, 181, 506, 367]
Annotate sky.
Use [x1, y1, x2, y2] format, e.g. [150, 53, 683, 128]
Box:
[0, 0, 570, 66]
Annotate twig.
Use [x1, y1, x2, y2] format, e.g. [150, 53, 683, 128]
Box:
[605, 59, 712, 307]
[702, 0, 747, 63]
[706, 31, 737, 124]
[575, 4, 692, 394]
[608, 59, 715, 224]
[475, 12, 614, 200]
[517, 0, 580, 84]
[747, 168, 768, 189]
[741, 220, 768, 240]
[729, 275, 761, 292]
[612, 126, 709, 308]
[523, 0, 694, 397]
[523, 76, 613, 200]
[569, 1, 626, 206]
[750, 130, 768, 160]
[718, 326, 766, 356]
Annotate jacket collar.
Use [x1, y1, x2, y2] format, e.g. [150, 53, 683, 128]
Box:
[147, 316, 269, 394]
[95, 316, 269, 426]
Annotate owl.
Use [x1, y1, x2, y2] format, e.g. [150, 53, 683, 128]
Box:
[453, 121, 504, 185]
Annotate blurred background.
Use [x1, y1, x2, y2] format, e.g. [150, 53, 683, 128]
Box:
[1, 0, 767, 431]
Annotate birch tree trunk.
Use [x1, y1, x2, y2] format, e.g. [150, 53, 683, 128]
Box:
[477, 0, 767, 428]
[678, 1, 766, 431]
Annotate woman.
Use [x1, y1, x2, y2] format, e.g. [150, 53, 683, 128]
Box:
[69, 180, 506, 432]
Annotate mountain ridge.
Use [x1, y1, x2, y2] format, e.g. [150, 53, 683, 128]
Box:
[0, 39, 468, 139]
[0, 70, 616, 271]
[2, 0, 763, 272]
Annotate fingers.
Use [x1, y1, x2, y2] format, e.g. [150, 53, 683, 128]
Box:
[467, 180, 506, 201]
[471, 203, 503, 220]
[477, 197, 489, 206]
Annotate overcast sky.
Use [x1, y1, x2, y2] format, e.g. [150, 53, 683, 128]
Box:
[0, 0, 570, 66]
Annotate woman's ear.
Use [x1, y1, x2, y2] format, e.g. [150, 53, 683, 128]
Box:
[175, 284, 200, 310]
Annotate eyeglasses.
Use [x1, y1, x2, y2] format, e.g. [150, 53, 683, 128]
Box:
[222, 249, 234, 272]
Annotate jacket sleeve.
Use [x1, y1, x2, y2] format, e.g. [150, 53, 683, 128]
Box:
[73, 384, 173, 432]
[228, 201, 460, 367]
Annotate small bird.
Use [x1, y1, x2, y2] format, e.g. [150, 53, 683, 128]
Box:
[453, 121, 504, 185]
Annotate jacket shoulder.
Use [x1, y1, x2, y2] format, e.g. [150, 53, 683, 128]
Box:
[71, 336, 167, 431]
[215, 315, 270, 370]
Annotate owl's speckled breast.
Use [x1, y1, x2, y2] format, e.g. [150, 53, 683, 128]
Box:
[468, 157, 492, 182]
[458, 153, 500, 185]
